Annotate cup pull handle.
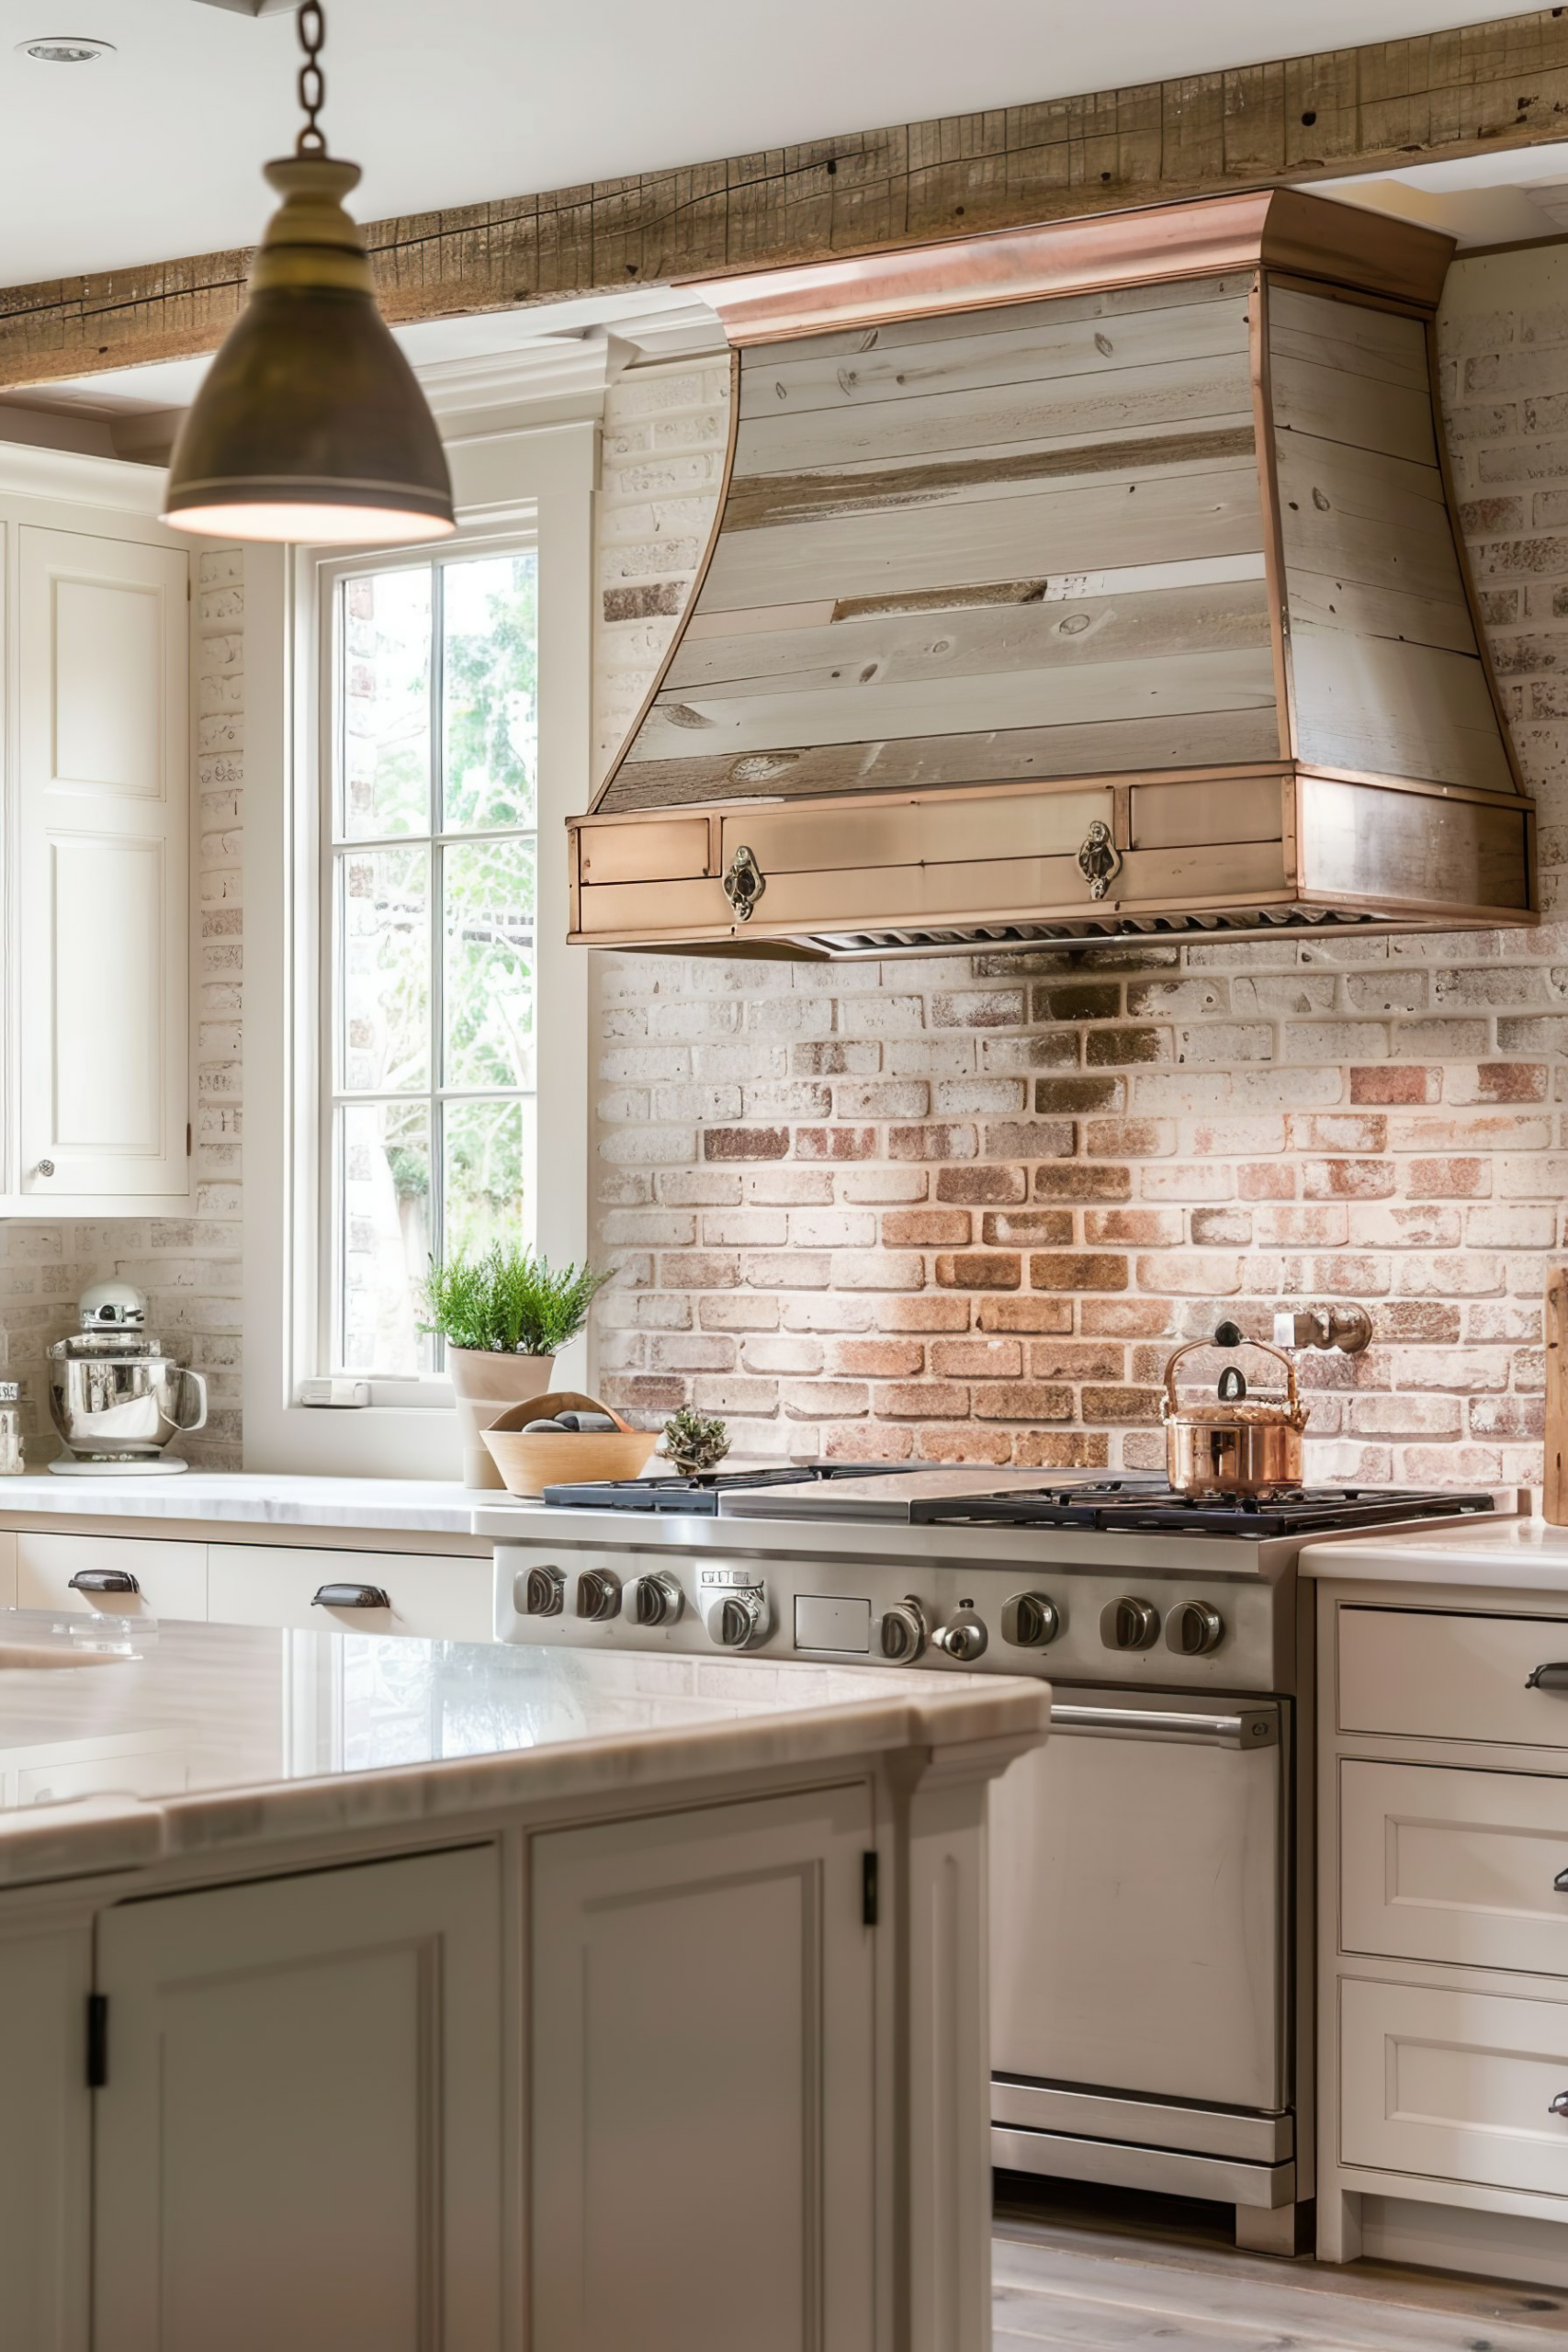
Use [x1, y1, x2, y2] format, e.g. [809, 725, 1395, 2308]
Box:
[1556, 1867, 1568, 1894]
[310, 1582, 390, 1610]
[1551, 2092, 1568, 2120]
[1527, 1663, 1568, 1691]
[68, 1567, 141, 1596]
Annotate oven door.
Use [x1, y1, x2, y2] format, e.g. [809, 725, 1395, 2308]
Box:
[990, 1687, 1287, 2113]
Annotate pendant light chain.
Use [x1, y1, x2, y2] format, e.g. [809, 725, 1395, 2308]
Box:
[296, 0, 328, 157]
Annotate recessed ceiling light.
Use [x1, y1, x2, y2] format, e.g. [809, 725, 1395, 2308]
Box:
[17, 35, 116, 62]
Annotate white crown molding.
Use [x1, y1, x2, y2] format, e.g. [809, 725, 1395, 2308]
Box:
[412, 301, 725, 421]
[0, 437, 166, 514]
[414, 331, 630, 420]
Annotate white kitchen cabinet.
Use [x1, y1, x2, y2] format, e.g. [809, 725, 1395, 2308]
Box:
[93, 1845, 503, 2352]
[1318, 1577, 1568, 2273]
[1340, 1975, 1568, 2199]
[1339, 1602, 1568, 1750]
[207, 1542, 493, 1641]
[17, 524, 190, 1204]
[1341, 1758, 1568, 1977]
[16, 1530, 206, 1623]
[530, 1781, 876, 2352]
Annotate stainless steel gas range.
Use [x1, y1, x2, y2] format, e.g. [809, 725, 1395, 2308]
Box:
[489, 1464, 1507, 2254]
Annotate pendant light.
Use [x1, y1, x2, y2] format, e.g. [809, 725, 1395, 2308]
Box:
[163, 2, 454, 545]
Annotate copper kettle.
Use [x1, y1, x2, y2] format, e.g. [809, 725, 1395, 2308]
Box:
[1161, 1322, 1308, 1499]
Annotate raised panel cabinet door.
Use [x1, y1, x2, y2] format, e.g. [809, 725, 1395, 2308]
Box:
[17, 526, 189, 1200]
[93, 1846, 503, 2352]
[1339, 1976, 1568, 2199]
[0, 1927, 92, 2352]
[1340, 1758, 1568, 1977]
[531, 1782, 877, 2352]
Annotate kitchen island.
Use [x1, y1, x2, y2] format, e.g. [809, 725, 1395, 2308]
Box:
[0, 1616, 1046, 2352]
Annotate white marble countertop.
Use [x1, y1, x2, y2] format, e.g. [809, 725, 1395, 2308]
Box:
[1301, 1511, 1568, 1590]
[0, 1617, 1048, 1890]
[0, 1472, 553, 1538]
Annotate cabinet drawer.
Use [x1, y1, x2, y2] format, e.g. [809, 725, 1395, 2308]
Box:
[16, 1532, 206, 1623]
[208, 1545, 492, 1643]
[1341, 1976, 1568, 2198]
[1342, 1760, 1568, 1976]
[1339, 1605, 1568, 1748]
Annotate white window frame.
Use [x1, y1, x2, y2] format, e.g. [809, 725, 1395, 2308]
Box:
[243, 419, 594, 1477]
[316, 524, 542, 1404]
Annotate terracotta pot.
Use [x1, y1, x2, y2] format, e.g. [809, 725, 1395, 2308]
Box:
[446, 1347, 556, 1489]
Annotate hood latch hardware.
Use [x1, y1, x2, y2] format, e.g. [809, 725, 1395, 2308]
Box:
[722, 842, 766, 922]
[1077, 820, 1122, 902]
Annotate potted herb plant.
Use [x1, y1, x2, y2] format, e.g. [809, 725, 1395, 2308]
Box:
[421, 1244, 610, 1488]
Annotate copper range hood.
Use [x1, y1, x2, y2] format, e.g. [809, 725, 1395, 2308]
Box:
[569, 187, 1536, 960]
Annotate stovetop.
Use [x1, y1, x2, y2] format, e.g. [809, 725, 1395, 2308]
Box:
[910, 1481, 1499, 1538]
[539, 1463, 911, 1516]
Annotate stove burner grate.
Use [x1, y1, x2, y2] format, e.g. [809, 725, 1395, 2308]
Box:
[541, 1462, 908, 1514]
[911, 1483, 1499, 1537]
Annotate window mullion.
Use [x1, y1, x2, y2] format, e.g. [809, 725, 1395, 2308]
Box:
[429, 561, 446, 1372]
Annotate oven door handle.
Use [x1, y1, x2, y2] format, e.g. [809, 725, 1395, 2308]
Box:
[1049, 1702, 1279, 1750]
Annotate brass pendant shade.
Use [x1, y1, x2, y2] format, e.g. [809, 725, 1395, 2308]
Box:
[163, 155, 454, 545]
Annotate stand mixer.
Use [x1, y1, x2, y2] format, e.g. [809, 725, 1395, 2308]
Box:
[47, 1280, 209, 1476]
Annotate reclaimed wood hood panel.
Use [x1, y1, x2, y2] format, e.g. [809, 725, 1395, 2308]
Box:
[570, 188, 1536, 956]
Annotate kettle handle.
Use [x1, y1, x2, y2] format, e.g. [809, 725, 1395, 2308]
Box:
[1163, 1335, 1301, 1416]
[174, 1367, 209, 1434]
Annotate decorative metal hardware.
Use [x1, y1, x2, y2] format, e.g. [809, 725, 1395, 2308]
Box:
[721, 842, 766, 922]
[1077, 820, 1122, 901]
[35, 1159, 53, 1178]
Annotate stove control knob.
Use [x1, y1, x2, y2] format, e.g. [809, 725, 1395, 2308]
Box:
[705, 1589, 768, 1650]
[1101, 1596, 1161, 1653]
[1167, 1600, 1224, 1657]
[519, 1565, 565, 1619]
[575, 1567, 622, 1623]
[625, 1572, 683, 1629]
[932, 1610, 988, 1665]
[879, 1598, 929, 1664]
[1002, 1591, 1061, 1649]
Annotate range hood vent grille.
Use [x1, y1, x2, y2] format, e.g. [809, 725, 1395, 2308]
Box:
[569, 188, 1536, 959]
[804, 906, 1382, 957]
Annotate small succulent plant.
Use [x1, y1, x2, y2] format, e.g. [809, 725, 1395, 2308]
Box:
[659, 1406, 730, 1476]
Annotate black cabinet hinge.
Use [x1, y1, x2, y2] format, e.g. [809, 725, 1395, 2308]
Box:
[86, 1993, 108, 2088]
[862, 1850, 878, 1928]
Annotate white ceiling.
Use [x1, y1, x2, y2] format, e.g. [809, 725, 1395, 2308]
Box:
[0, 0, 1540, 288]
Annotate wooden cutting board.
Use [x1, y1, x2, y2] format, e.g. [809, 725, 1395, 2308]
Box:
[1546, 1271, 1568, 1525]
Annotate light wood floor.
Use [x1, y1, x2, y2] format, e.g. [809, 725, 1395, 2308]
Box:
[993, 2179, 1568, 2350]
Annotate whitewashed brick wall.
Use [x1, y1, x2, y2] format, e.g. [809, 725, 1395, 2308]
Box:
[0, 546, 245, 1470]
[593, 356, 732, 775]
[589, 261, 1568, 1490]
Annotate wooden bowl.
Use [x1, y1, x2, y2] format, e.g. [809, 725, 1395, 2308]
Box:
[480, 1391, 655, 1498]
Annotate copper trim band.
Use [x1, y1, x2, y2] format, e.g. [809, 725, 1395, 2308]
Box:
[684, 187, 1451, 345]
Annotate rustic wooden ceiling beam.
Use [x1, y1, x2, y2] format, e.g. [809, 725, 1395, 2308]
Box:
[6, 6, 1568, 390]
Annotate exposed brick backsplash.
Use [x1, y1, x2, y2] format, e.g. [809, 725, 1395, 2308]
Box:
[590, 266, 1568, 1491]
[0, 546, 244, 1471]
